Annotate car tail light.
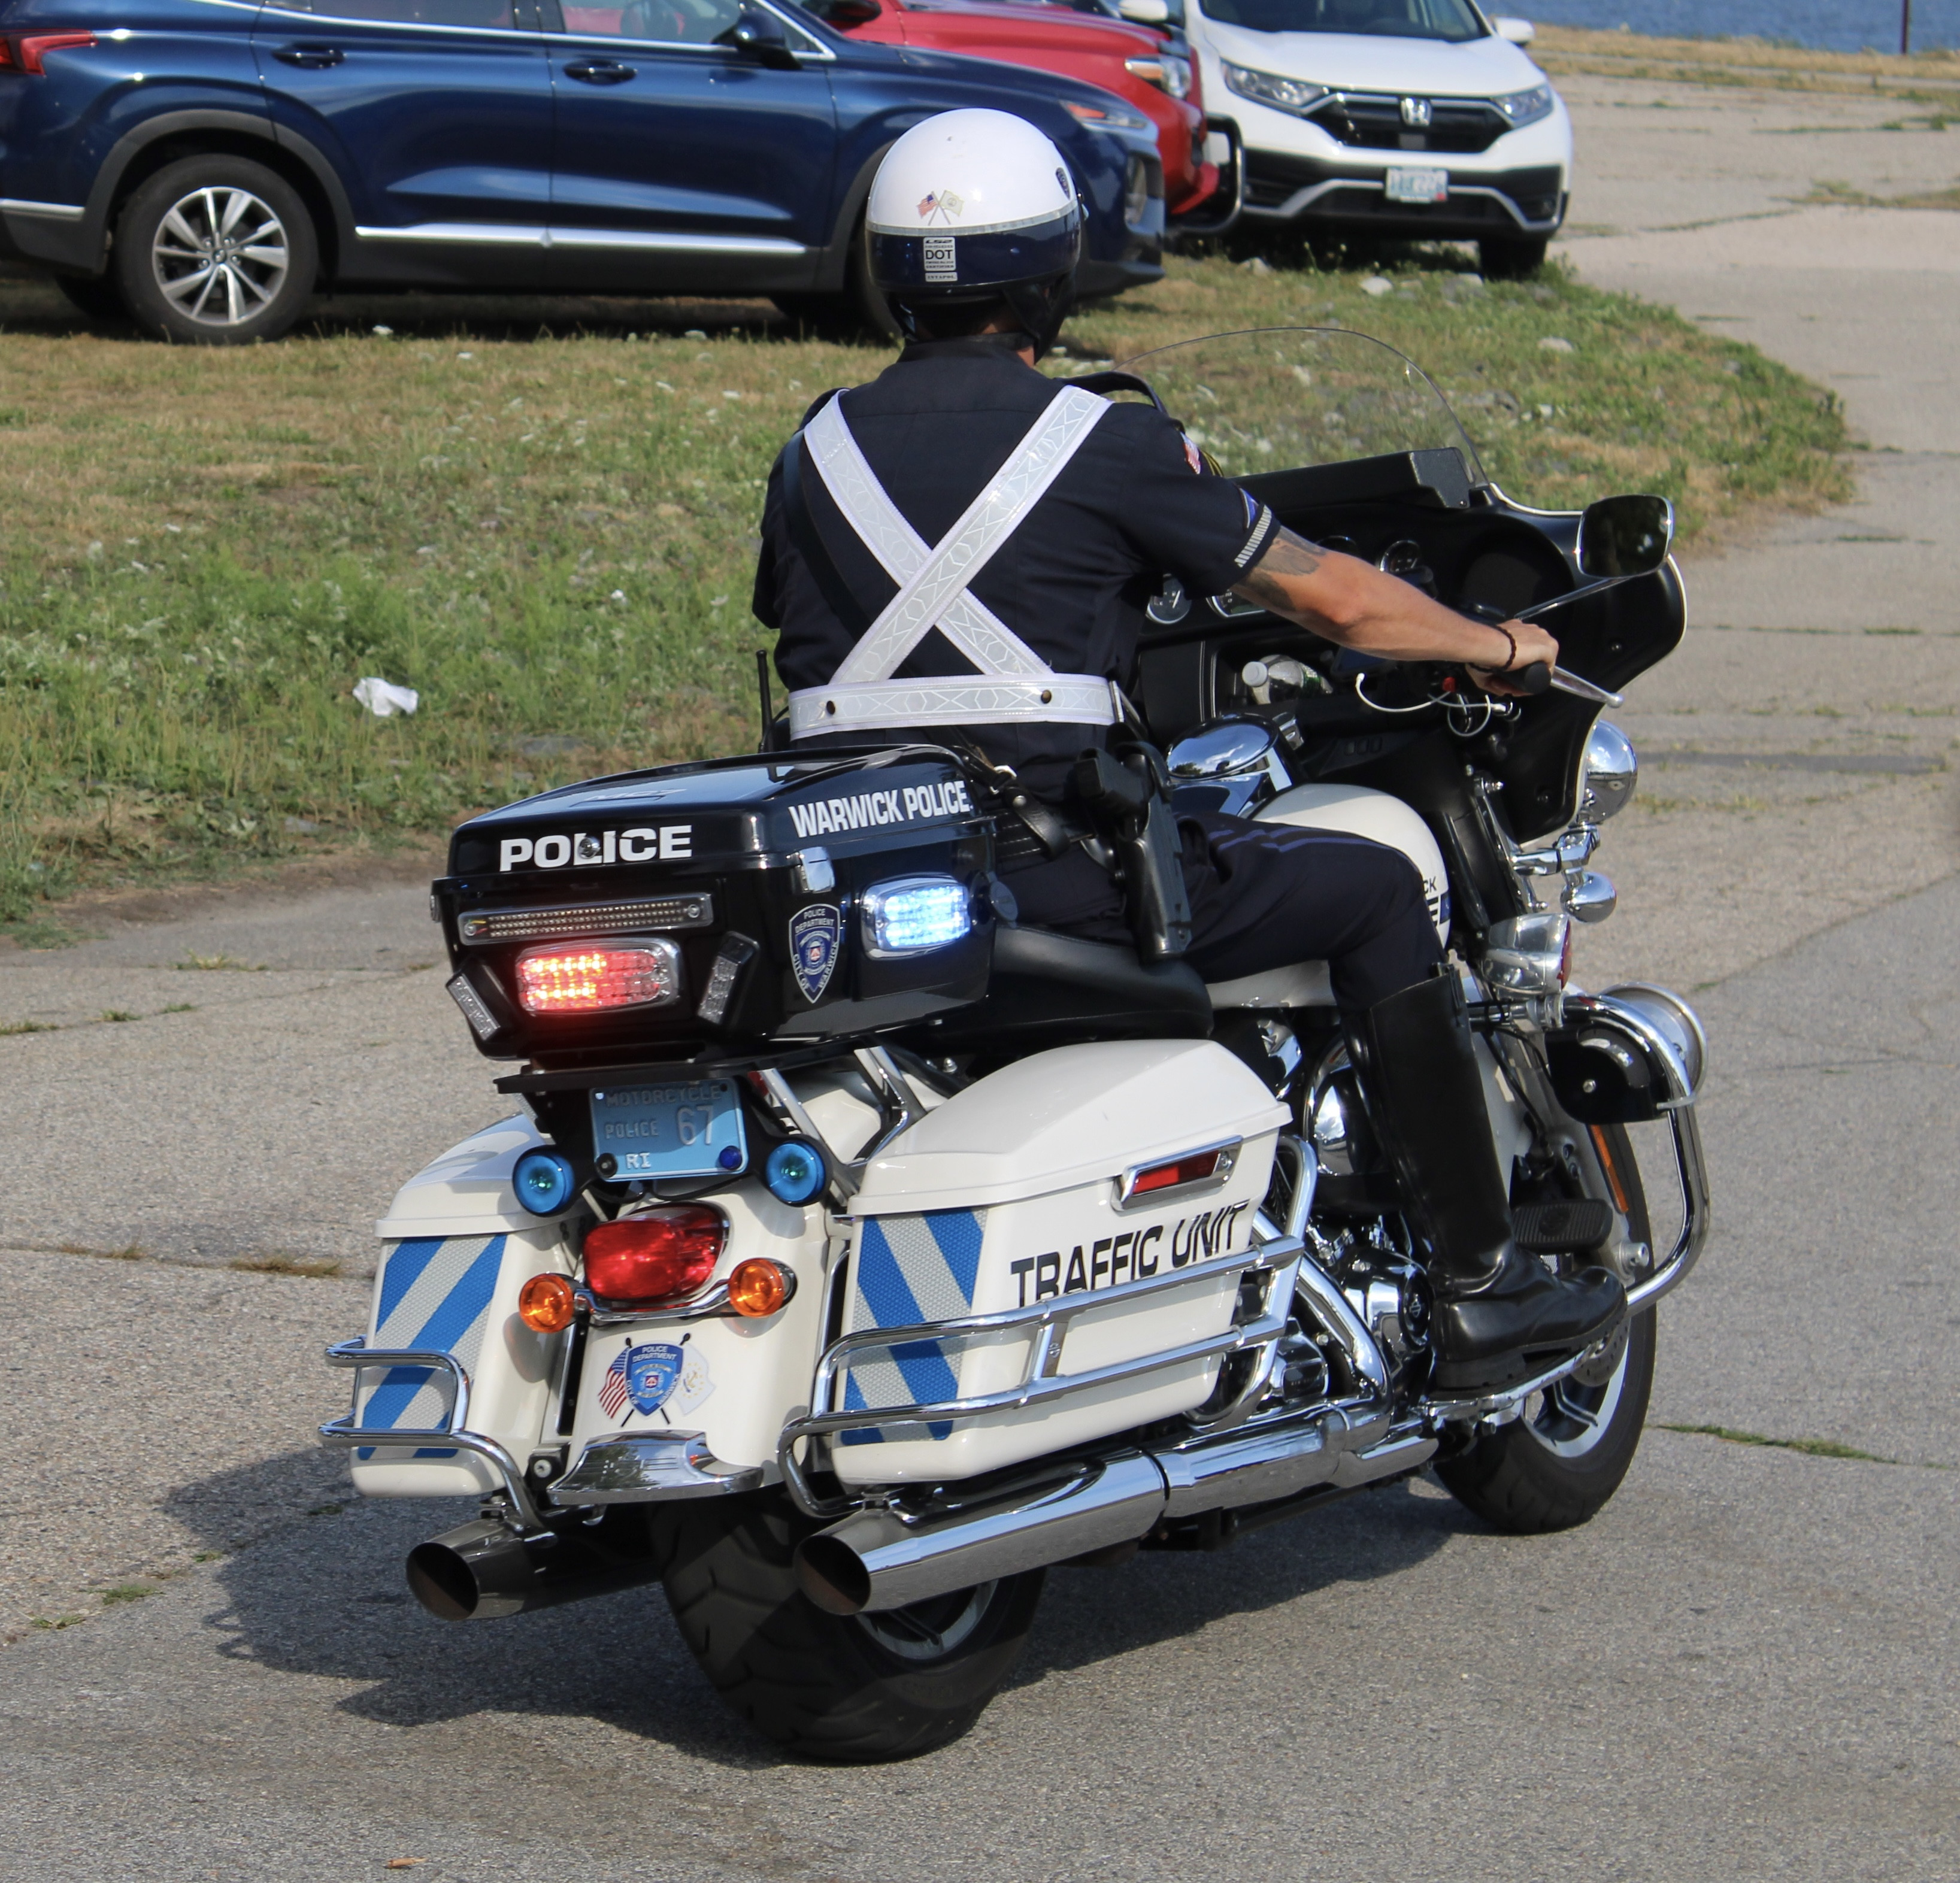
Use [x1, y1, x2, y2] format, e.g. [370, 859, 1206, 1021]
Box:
[514, 938, 680, 1015]
[583, 1207, 725, 1304]
[0, 39, 13, 70]
[14, 31, 98, 73]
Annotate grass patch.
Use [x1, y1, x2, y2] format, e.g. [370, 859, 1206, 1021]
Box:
[55, 1239, 147, 1260]
[98, 1008, 141, 1023]
[230, 1254, 343, 1278]
[1659, 1421, 1913, 1463]
[99, 1583, 155, 1605]
[0, 1018, 59, 1035]
[29, 1615, 88, 1630]
[0, 259, 1847, 912]
[160, 1001, 198, 1014]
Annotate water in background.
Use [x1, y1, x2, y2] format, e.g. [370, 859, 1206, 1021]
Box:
[1519, 0, 1960, 53]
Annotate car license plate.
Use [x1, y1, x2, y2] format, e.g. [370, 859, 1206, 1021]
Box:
[1386, 166, 1450, 205]
[590, 1077, 746, 1181]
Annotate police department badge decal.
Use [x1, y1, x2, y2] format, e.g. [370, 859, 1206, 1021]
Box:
[600, 1341, 683, 1418]
[790, 904, 841, 1003]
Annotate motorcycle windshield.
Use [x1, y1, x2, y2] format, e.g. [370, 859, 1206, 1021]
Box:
[1107, 326, 1487, 487]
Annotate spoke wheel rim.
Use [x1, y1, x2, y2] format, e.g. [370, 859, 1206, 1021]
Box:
[151, 186, 289, 327]
[853, 1581, 998, 1663]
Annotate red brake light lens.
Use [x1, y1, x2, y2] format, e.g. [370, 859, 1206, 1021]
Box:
[1131, 1148, 1224, 1196]
[515, 940, 680, 1015]
[583, 1207, 725, 1304]
[17, 32, 98, 73]
[0, 40, 14, 70]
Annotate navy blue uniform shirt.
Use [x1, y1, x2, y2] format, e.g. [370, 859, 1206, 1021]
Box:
[753, 335, 1277, 795]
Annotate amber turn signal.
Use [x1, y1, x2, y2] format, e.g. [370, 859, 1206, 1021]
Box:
[726, 1257, 795, 1319]
[518, 1271, 577, 1333]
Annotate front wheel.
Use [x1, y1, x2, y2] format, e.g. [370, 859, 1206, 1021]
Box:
[771, 215, 901, 344]
[662, 1494, 1044, 1762]
[1435, 1122, 1656, 1532]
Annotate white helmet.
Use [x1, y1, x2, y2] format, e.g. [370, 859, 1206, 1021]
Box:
[866, 108, 1083, 355]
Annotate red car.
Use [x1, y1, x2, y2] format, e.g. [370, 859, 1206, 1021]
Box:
[816, 0, 1223, 220]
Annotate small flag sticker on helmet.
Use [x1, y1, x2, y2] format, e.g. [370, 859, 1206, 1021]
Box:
[917, 191, 937, 219]
[923, 235, 957, 282]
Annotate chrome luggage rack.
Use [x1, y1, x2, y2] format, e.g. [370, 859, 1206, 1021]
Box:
[777, 1233, 1306, 1517]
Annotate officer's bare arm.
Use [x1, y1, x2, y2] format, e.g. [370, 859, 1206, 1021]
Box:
[1232, 526, 1557, 694]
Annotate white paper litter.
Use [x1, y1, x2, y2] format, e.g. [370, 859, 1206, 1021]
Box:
[353, 677, 420, 717]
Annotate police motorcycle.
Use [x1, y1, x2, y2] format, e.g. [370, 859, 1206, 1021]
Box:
[322, 325, 1709, 1763]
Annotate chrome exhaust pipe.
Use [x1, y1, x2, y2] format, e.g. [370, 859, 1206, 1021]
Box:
[406, 1514, 667, 1621]
[795, 1399, 1434, 1618]
[796, 1454, 1170, 1617]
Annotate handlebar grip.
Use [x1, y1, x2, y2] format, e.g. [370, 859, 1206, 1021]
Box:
[1511, 661, 1553, 696]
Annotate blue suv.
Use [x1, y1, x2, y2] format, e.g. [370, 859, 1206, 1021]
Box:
[0, 0, 1162, 341]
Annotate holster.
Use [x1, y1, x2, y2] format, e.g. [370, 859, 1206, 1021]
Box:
[1071, 743, 1193, 962]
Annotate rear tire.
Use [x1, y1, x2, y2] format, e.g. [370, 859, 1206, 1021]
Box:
[663, 1494, 1043, 1762]
[113, 154, 317, 345]
[1435, 1123, 1656, 1533]
[1479, 234, 1549, 280]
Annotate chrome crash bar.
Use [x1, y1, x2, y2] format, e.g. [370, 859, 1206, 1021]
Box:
[320, 1339, 550, 1533]
[777, 1235, 1305, 1517]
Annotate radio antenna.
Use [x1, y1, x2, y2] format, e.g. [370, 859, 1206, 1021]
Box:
[755, 650, 779, 754]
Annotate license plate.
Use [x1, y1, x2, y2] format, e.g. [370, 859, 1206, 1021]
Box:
[1386, 166, 1450, 205]
[590, 1077, 746, 1181]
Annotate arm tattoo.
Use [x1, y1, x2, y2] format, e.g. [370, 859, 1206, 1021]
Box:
[1232, 526, 1325, 617]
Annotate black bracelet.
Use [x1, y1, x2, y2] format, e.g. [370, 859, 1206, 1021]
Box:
[1492, 624, 1519, 672]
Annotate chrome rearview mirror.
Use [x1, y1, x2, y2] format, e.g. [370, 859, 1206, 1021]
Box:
[1577, 495, 1674, 580]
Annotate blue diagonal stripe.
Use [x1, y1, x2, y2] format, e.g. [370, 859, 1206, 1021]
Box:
[407, 1235, 506, 1355]
[926, 1210, 983, 1304]
[375, 1236, 446, 1329]
[854, 1220, 960, 1406]
[356, 1236, 507, 1435]
[856, 1219, 925, 1330]
[358, 1365, 438, 1435]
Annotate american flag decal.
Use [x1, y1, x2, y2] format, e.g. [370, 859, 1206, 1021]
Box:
[598, 1347, 631, 1419]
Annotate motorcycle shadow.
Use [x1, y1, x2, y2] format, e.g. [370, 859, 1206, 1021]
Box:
[1016, 1480, 1460, 1685]
[166, 1454, 1464, 1767]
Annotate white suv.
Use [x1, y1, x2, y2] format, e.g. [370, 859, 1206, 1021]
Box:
[1177, 0, 1571, 276]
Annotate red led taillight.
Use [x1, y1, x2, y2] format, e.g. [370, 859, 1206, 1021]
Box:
[583, 1208, 725, 1304]
[15, 32, 98, 73]
[1131, 1148, 1225, 1196]
[514, 939, 679, 1015]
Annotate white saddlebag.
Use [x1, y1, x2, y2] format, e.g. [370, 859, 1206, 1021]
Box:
[349, 1115, 570, 1499]
[832, 1039, 1287, 1485]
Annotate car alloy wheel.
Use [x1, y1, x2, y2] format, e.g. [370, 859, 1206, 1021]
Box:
[150, 186, 291, 329]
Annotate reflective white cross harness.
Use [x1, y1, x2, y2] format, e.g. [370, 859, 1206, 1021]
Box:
[786, 384, 1122, 739]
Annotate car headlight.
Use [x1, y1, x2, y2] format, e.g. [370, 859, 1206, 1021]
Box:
[1064, 98, 1152, 132]
[1125, 52, 1192, 99]
[1492, 83, 1555, 127]
[1222, 62, 1328, 116]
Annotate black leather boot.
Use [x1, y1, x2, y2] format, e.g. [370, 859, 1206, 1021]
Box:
[1350, 971, 1625, 1393]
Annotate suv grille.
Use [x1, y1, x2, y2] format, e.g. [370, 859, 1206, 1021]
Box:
[1307, 93, 1510, 156]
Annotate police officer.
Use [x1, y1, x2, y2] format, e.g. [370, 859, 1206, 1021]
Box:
[753, 110, 1623, 1392]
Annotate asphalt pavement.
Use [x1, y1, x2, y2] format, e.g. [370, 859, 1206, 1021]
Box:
[2, 69, 1958, 1883]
